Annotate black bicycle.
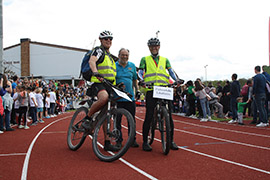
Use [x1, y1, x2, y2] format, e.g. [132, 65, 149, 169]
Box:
[147, 82, 179, 155]
[67, 79, 135, 162]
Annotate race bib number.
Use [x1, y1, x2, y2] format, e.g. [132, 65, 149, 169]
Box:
[112, 87, 132, 102]
[153, 86, 173, 100]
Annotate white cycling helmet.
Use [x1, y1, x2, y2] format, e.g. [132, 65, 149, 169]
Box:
[99, 30, 113, 39]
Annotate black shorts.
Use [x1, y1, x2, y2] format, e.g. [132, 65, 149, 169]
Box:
[88, 83, 108, 97]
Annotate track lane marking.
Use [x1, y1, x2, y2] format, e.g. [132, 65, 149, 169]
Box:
[179, 146, 270, 175]
[42, 131, 66, 134]
[88, 135, 158, 180]
[174, 128, 270, 150]
[135, 116, 270, 175]
[0, 153, 26, 157]
[21, 113, 158, 180]
[174, 119, 270, 138]
[21, 116, 71, 180]
[136, 116, 270, 150]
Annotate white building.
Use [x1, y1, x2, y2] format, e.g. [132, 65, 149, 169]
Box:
[3, 38, 88, 83]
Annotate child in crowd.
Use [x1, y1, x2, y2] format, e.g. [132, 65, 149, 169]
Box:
[237, 97, 249, 125]
[12, 86, 21, 125]
[44, 93, 50, 118]
[60, 96, 67, 113]
[17, 86, 29, 129]
[28, 87, 38, 126]
[35, 88, 44, 123]
[193, 80, 211, 122]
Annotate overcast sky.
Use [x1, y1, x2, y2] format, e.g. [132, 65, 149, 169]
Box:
[3, 0, 270, 81]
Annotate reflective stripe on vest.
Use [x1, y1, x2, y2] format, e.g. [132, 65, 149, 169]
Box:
[91, 53, 116, 84]
[144, 56, 170, 87]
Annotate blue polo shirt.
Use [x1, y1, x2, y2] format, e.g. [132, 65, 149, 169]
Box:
[116, 61, 137, 102]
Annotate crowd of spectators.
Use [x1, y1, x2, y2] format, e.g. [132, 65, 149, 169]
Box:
[2, 64, 270, 134]
[172, 65, 270, 127]
[0, 74, 88, 134]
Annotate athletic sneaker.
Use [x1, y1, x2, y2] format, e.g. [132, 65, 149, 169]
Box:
[39, 120, 45, 123]
[256, 122, 268, 127]
[208, 116, 212, 121]
[24, 126, 30, 129]
[18, 125, 24, 129]
[0, 130, 3, 134]
[30, 122, 38, 126]
[228, 119, 237, 124]
[189, 115, 195, 118]
[200, 118, 208, 122]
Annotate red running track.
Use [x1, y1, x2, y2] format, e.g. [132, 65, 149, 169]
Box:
[0, 107, 270, 180]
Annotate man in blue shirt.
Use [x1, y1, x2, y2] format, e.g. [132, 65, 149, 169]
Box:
[253, 66, 268, 127]
[228, 73, 240, 124]
[115, 48, 139, 148]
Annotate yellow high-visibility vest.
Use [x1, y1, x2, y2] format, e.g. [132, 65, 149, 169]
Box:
[91, 53, 116, 85]
[144, 56, 170, 87]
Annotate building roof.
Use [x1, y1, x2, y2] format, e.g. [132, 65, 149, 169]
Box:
[4, 38, 89, 52]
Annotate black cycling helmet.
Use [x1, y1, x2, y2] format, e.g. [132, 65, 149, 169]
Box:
[147, 38, 160, 46]
[99, 30, 113, 39]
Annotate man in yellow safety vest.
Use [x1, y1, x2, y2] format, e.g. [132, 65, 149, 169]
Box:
[138, 38, 182, 151]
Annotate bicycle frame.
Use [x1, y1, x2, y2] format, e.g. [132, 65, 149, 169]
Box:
[87, 79, 131, 137]
[155, 98, 170, 129]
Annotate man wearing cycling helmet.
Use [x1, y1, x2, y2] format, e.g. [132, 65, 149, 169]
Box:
[82, 30, 119, 151]
[138, 38, 181, 151]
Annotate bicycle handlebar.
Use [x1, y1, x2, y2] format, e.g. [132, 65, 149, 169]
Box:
[144, 81, 180, 89]
[102, 78, 133, 98]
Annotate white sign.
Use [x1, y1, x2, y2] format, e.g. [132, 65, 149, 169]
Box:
[112, 87, 132, 102]
[153, 86, 173, 100]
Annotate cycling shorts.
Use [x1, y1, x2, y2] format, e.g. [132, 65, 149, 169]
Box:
[90, 83, 109, 97]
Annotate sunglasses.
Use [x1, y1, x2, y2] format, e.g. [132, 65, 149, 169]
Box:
[103, 37, 113, 41]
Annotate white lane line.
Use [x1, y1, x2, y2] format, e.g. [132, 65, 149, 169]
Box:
[21, 116, 70, 180]
[88, 135, 158, 180]
[174, 128, 270, 151]
[42, 131, 66, 134]
[174, 119, 270, 138]
[180, 146, 270, 175]
[135, 116, 270, 175]
[118, 158, 158, 180]
[0, 153, 26, 157]
[137, 115, 270, 138]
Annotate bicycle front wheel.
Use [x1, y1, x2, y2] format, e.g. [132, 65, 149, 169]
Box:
[160, 106, 171, 155]
[67, 107, 88, 151]
[92, 108, 135, 162]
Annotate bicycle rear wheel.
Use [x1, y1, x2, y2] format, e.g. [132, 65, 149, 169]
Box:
[160, 106, 171, 155]
[148, 108, 158, 145]
[67, 107, 88, 151]
[92, 108, 135, 162]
